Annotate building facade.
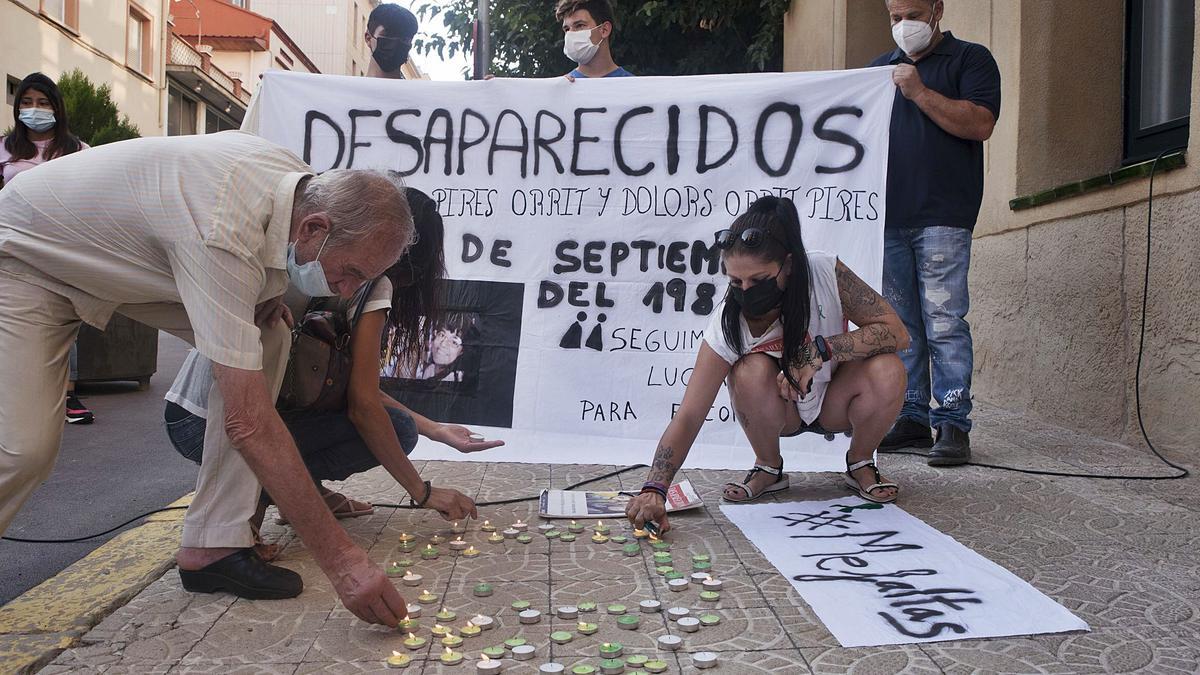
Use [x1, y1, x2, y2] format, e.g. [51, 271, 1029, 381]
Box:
[1, 0, 170, 136]
[784, 0, 1200, 453]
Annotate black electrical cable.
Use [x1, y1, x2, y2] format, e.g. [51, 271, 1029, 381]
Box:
[4, 148, 1190, 546]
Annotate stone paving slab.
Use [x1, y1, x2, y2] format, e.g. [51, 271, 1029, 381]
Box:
[35, 403, 1200, 674]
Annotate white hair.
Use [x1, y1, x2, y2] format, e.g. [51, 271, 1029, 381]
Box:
[296, 169, 413, 256]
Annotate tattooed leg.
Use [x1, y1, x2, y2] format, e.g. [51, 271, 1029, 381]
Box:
[724, 353, 800, 500]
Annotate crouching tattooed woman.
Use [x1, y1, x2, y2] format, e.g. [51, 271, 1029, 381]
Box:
[626, 196, 910, 532]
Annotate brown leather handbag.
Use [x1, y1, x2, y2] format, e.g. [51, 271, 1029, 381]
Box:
[277, 280, 379, 414]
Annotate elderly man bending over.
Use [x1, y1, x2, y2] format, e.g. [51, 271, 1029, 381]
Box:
[0, 131, 413, 627]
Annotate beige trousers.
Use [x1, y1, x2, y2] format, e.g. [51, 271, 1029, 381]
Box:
[0, 271, 290, 548]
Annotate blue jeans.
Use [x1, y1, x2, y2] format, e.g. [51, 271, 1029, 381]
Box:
[883, 226, 974, 432]
[164, 402, 419, 482]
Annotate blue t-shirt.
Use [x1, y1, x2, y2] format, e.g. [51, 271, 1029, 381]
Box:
[869, 32, 1001, 230]
[568, 66, 635, 79]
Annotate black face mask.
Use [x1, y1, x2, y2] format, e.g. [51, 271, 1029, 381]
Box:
[731, 270, 784, 318]
[373, 37, 411, 73]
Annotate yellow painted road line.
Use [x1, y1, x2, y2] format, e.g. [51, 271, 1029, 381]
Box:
[0, 494, 192, 675]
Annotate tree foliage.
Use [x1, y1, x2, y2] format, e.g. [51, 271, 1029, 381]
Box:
[414, 0, 789, 79]
[56, 69, 140, 146]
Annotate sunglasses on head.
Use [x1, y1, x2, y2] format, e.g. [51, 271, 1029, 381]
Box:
[714, 227, 787, 250]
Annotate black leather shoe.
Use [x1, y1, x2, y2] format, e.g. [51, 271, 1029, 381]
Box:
[928, 424, 971, 466]
[878, 417, 934, 453]
[178, 548, 303, 600]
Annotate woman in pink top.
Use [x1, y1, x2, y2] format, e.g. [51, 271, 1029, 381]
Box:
[2, 72, 92, 423]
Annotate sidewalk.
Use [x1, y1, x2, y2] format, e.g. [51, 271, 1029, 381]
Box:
[18, 403, 1200, 674]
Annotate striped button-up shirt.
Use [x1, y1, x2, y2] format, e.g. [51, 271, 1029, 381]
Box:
[0, 131, 313, 370]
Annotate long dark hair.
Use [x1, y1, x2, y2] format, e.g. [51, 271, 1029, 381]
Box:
[4, 73, 83, 163]
[720, 196, 812, 392]
[381, 186, 446, 370]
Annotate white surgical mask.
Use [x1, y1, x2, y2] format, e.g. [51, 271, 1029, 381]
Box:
[563, 25, 602, 65]
[19, 108, 55, 133]
[286, 235, 335, 297]
[892, 17, 935, 56]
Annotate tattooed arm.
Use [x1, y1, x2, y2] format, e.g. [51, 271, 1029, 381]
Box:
[826, 260, 911, 361]
[627, 343, 731, 531]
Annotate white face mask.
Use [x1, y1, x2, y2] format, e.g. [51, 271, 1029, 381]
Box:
[563, 25, 603, 65]
[286, 234, 335, 297]
[19, 108, 55, 133]
[892, 16, 936, 56]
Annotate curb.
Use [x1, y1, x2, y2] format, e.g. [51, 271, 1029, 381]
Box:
[0, 494, 192, 675]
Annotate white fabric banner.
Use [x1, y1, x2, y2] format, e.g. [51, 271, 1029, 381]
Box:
[721, 499, 1089, 646]
[246, 70, 895, 470]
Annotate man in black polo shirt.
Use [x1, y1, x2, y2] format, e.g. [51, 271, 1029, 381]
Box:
[871, 0, 1000, 466]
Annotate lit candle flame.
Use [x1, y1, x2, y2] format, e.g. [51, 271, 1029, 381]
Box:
[466, 621, 476, 628]
[603, 643, 611, 648]
[422, 589, 429, 594]
[481, 655, 492, 663]
[443, 647, 453, 655]
[435, 623, 445, 630]
[407, 633, 416, 640]
[426, 544, 433, 550]
[455, 536, 463, 542]
[392, 650, 402, 657]
[483, 520, 490, 526]
[571, 520, 577, 526]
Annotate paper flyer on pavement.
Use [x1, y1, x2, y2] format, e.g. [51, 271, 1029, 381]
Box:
[539, 480, 703, 518]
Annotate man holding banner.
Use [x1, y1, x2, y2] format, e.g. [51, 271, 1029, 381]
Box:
[873, 0, 1001, 465]
[558, 0, 634, 80]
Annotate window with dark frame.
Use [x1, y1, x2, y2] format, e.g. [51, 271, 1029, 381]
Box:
[6, 76, 21, 106]
[1125, 0, 1195, 163]
[127, 5, 152, 76]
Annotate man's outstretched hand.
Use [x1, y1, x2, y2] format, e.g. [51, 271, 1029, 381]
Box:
[328, 546, 408, 627]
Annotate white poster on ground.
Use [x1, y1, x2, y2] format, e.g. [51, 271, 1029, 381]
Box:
[720, 499, 1089, 647]
[246, 69, 896, 470]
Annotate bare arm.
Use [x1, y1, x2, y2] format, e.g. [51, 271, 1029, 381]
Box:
[913, 87, 996, 141]
[646, 344, 732, 485]
[825, 261, 911, 361]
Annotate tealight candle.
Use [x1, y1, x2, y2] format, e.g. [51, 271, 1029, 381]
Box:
[480, 520, 496, 532]
[482, 645, 506, 658]
[692, 561, 713, 573]
[699, 613, 721, 626]
[632, 528, 649, 539]
[578, 601, 598, 613]
[473, 583, 493, 597]
[403, 633, 426, 651]
[606, 604, 627, 615]
[639, 600, 661, 613]
[609, 535, 628, 544]
[689, 572, 709, 585]
[667, 578, 689, 592]
[386, 650, 412, 668]
[577, 621, 598, 635]
[594, 520, 610, 535]
[518, 609, 542, 624]
[572, 666, 597, 675]
[626, 655, 649, 667]
[440, 647, 463, 666]
[471, 614, 495, 631]
[650, 541, 671, 552]
[405, 603, 422, 618]
[476, 654, 503, 674]
[398, 532, 417, 546]
[559, 533, 577, 543]
[616, 615, 640, 630]
[462, 546, 481, 558]
[441, 634, 464, 648]
[460, 622, 482, 638]
[429, 534, 447, 545]
[655, 566, 674, 576]
[511, 600, 531, 611]
[652, 552, 672, 564]
[598, 642, 623, 658]
[436, 608, 457, 622]
[417, 589, 439, 604]
[386, 562, 405, 577]
[397, 618, 420, 632]
[691, 553, 711, 563]
[663, 571, 685, 582]
[540, 664, 567, 674]
[430, 624, 450, 637]
[512, 644, 536, 661]
[656, 635, 682, 651]
[600, 658, 625, 675]
[702, 576, 723, 591]
[551, 630, 574, 644]
[504, 637, 527, 649]
[677, 616, 701, 633]
[591, 533, 609, 544]
[538, 523, 557, 533]
[699, 591, 720, 603]
[401, 571, 422, 587]
[644, 659, 669, 673]
[623, 544, 641, 557]
[395, 558, 416, 568]
[557, 606, 579, 620]
[449, 537, 469, 551]
[568, 520, 585, 534]
[693, 652, 718, 669]
[487, 532, 505, 544]
[545, 530, 561, 539]
[502, 528, 520, 539]
[517, 533, 534, 544]
[421, 545, 439, 560]
[450, 521, 467, 534]
[666, 607, 690, 621]
[512, 520, 528, 532]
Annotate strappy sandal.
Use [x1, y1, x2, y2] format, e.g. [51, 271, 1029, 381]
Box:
[276, 490, 374, 525]
[843, 452, 899, 504]
[722, 462, 790, 503]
